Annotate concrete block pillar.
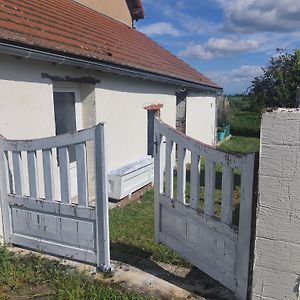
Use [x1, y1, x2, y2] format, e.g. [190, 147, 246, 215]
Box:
[252, 109, 300, 299]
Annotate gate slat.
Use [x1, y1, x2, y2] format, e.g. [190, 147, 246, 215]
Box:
[76, 143, 88, 206]
[165, 138, 173, 199]
[190, 153, 200, 210]
[221, 166, 234, 224]
[177, 145, 186, 204]
[58, 146, 71, 204]
[204, 159, 215, 216]
[4, 151, 12, 194]
[154, 120, 163, 243]
[42, 149, 54, 201]
[27, 150, 38, 198]
[12, 151, 23, 196]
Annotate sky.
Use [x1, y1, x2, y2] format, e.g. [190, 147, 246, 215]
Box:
[136, 0, 300, 95]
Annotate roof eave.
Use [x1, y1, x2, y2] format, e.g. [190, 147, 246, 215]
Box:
[0, 41, 222, 93]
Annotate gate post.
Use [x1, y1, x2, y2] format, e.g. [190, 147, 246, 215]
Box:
[252, 109, 300, 299]
[94, 123, 111, 272]
[0, 136, 7, 244]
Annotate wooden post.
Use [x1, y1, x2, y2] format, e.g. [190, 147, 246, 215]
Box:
[0, 138, 11, 244]
[296, 87, 300, 108]
[236, 153, 256, 300]
[154, 118, 163, 242]
[94, 123, 111, 272]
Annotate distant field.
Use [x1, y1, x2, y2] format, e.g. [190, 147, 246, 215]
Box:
[227, 96, 261, 138]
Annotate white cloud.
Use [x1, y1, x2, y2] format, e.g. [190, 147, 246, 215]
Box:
[179, 38, 260, 59]
[218, 0, 300, 33]
[207, 65, 264, 94]
[138, 22, 182, 37]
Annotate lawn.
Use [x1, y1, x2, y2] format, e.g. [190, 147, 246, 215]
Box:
[218, 136, 260, 154]
[0, 246, 152, 300]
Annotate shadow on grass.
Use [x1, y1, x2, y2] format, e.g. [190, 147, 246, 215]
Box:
[110, 241, 235, 300]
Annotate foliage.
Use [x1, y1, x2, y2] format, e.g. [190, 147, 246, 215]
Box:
[248, 49, 300, 108]
[227, 95, 261, 137]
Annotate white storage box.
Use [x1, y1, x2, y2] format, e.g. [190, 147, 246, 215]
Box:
[108, 156, 154, 200]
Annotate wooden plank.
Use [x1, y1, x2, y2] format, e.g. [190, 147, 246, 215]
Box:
[221, 166, 234, 225]
[236, 153, 255, 300]
[165, 138, 174, 199]
[42, 149, 54, 201]
[11, 206, 95, 249]
[177, 144, 186, 204]
[10, 235, 97, 264]
[154, 119, 163, 243]
[159, 194, 238, 240]
[76, 143, 88, 206]
[4, 151, 12, 194]
[190, 153, 200, 210]
[2, 127, 96, 152]
[204, 159, 216, 216]
[94, 123, 111, 272]
[158, 231, 236, 292]
[58, 147, 71, 204]
[12, 151, 23, 196]
[8, 195, 96, 220]
[27, 150, 39, 198]
[0, 145, 12, 242]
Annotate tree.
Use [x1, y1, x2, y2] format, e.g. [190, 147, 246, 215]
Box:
[248, 49, 300, 109]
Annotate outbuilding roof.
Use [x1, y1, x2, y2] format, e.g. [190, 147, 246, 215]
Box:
[0, 0, 221, 90]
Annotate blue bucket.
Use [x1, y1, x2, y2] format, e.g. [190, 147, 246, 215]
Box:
[218, 131, 226, 141]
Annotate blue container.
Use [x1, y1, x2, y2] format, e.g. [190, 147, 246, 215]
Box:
[218, 131, 226, 141]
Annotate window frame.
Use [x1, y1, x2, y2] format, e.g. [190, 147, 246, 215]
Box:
[53, 83, 83, 167]
[53, 84, 83, 132]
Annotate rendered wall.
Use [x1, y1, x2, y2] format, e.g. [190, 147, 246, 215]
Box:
[186, 94, 217, 146]
[252, 109, 300, 300]
[95, 73, 176, 171]
[74, 0, 132, 26]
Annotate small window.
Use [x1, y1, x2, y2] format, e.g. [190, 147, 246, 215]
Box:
[53, 87, 82, 163]
[147, 109, 160, 156]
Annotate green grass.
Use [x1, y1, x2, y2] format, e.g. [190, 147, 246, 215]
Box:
[110, 192, 188, 267]
[218, 136, 260, 154]
[0, 246, 152, 300]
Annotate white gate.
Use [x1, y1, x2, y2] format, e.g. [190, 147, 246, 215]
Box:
[0, 123, 111, 271]
[154, 118, 256, 299]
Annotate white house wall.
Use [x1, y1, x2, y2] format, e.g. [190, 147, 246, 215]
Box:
[186, 94, 217, 146]
[0, 54, 177, 172]
[95, 73, 176, 170]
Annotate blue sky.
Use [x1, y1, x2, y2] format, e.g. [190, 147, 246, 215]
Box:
[136, 0, 300, 94]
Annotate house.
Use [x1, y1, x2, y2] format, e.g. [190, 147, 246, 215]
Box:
[0, 0, 222, 200]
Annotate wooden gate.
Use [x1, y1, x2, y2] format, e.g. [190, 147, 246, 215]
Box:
[0, 123, 111, 271]
[154, 118, 256, 299]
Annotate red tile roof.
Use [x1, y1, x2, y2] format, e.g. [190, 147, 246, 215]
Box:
[0, 0, 220, 89]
